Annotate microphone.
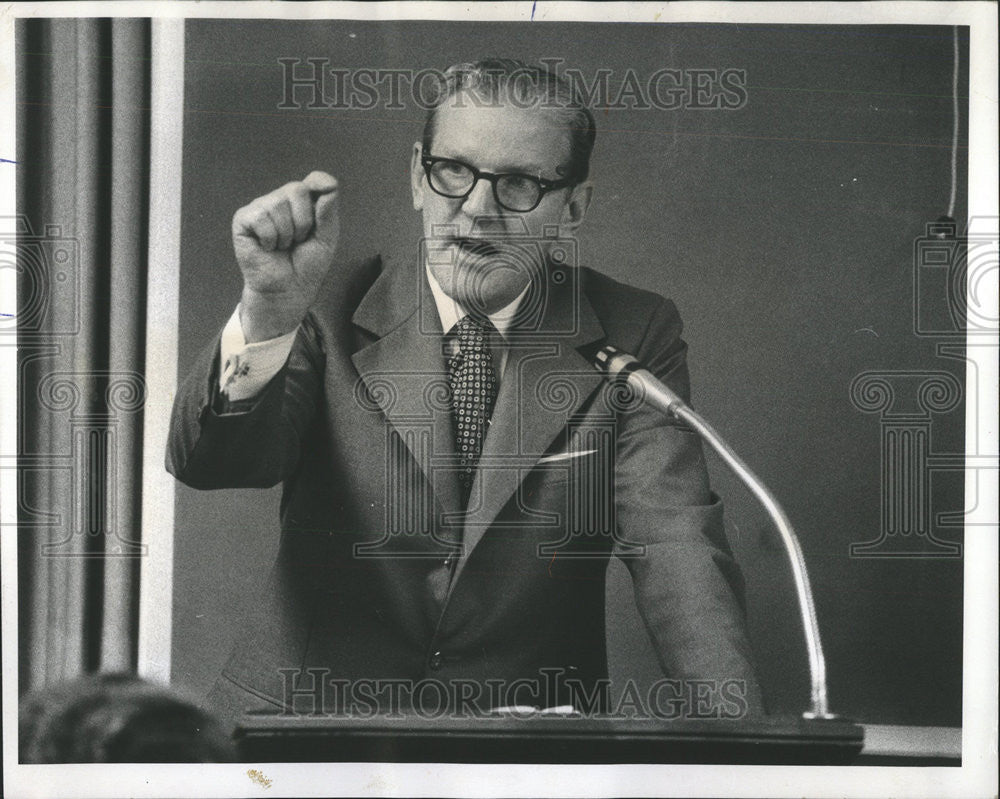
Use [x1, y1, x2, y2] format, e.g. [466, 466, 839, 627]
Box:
[594, 345, 836, 720]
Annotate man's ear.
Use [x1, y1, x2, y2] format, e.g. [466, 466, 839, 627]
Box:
[560, 181, 593, 233]
[410, 143, 425, 211]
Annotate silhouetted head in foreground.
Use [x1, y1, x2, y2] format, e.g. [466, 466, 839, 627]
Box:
[19, 672, 236, 763]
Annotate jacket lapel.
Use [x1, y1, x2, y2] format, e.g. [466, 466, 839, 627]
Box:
[350, 257, 607, 576]
[452, 267, 606, 585]
[351, 257, 463, 525]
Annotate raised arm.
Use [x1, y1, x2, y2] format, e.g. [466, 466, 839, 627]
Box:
[166, 172, 340, 489]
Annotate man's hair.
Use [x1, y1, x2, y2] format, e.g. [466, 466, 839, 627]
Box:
[421, 58, 597, 183]
[19, 672, 237, 763]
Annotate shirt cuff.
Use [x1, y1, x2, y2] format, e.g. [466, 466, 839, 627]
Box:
[218, 305, 298, 402]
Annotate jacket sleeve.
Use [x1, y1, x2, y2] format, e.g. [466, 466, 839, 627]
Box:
[165, 313, 325, 490]
[613, 297, 767, 716]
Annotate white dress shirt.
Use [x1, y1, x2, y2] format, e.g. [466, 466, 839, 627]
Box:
[219, 267, 528, 401]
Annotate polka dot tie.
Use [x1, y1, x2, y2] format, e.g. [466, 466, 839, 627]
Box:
[448, 314, 499, 508]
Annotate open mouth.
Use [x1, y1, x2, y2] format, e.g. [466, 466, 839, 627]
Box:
[453, 237, 504, 258]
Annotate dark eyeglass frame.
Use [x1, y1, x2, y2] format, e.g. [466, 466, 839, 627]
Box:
[421, 153, 576, 213]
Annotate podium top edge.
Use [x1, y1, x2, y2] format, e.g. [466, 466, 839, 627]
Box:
[235, 712, 864, 743]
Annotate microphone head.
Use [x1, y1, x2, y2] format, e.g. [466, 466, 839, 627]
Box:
[592, 345, 616, 371]
[593, 345, 639, 377]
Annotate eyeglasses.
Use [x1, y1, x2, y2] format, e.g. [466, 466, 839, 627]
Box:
[421, 153, 575, 213]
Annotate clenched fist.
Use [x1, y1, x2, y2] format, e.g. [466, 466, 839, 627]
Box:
[232, 171, 340, 342]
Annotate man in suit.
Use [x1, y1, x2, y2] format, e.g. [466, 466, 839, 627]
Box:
[168, 59, 764, 729]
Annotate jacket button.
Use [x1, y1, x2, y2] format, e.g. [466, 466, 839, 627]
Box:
[428, 651, 443, 670]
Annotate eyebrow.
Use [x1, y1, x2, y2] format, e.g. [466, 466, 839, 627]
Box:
[433, 152, 560, 177]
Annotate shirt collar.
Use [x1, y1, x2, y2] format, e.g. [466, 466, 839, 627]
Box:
[424, 264, 528, 341]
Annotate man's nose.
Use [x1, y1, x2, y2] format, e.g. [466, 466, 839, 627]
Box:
[461, 176, 502, 217]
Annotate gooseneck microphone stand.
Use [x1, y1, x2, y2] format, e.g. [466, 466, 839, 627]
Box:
[595, 345, 836, 720]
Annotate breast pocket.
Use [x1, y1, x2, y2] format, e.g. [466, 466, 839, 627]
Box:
[518, 447, 616, 557]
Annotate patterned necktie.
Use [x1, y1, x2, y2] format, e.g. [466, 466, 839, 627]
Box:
[447, 314, 500, 508]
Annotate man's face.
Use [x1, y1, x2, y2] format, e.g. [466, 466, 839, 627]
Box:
[411, 95, 591, 316]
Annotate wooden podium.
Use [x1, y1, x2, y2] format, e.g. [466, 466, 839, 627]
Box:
[235, 712, 865, 764]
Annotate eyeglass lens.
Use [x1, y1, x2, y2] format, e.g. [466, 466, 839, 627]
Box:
[428, 160, 542, 212]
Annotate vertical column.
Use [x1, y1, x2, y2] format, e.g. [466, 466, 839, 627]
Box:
[850, 371, 963, 557]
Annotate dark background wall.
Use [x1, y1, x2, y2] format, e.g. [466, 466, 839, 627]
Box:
[173, 20, 967, 726]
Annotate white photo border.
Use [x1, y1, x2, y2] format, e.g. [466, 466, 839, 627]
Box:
[1, 2, 996, 798]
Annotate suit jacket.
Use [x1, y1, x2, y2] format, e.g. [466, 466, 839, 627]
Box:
[167, 252, 764, 724]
